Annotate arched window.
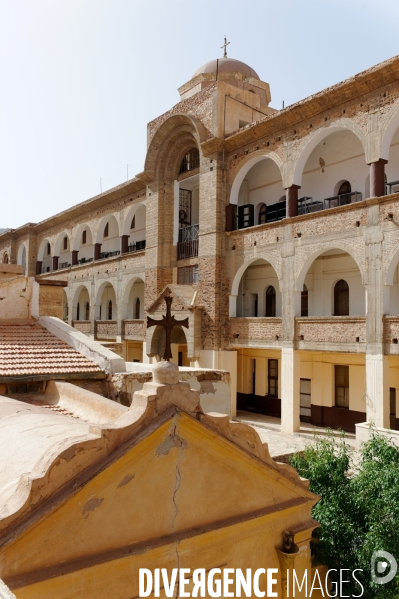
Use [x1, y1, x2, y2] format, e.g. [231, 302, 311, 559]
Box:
[3, 253, 8, 264]
[76, 302, 80, 321]
[258, 203, 266, 225]
[46, 242, 51, 255]
[85, 301, 90, 320]
[338, 181, 351, 205]
[134, 298, 140, 319]
[334, 280, 349, 316]
[63, 236, 68, 250]
[301, 284, 308, 317]
[108, 300, 113, 320]
[82, 230, 87, 244]
[179, 148, 200, 174]
[104, 223, 109, 238]
[131, 216, 136, 229]
[265, 286, 276, 317]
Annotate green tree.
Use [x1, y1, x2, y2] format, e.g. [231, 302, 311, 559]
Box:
[290, 428, 399, 598]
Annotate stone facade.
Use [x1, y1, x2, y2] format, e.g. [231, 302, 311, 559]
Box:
[3, 54, 399, 432]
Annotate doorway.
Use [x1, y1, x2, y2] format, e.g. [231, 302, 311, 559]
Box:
[300, 379, 311, 423]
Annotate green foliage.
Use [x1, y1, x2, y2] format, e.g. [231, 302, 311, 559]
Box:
[290, 428, 399, 598]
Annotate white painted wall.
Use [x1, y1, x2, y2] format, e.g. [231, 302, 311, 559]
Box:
[128, 205, 146, 245]
[300, 130, 368, 202]
[237, 159, 284, 222]
[126, 281, 144, 319]
[236, 260, 281, 317]
[304, 251, 365, 316]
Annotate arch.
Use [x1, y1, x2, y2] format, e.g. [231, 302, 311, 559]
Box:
[144, 114, 208, 179]
[385, 246, 399, 286]
[95, 213, 120, 244]
[17, 243, 27, 268]
[37, 238, 52, 262]
[296, 244, 365, 291]
[231, 255, 281, 297]
[122, 203, 146, 236]
[121, 276, 145, 320]
[256, 202, 267, 225]
[54, 231, 70, 257]
[229, 152, 283, 205]
[334, 279, 349, 316]
[380, 104, 399, 160]
[72, 284, 91, 321]
[292, 120, 366, 187]
[265, 285, 276, 317]
[94, 281, 117, 320]
[72, 223, 94, 252]
[108, 300, 113, 320]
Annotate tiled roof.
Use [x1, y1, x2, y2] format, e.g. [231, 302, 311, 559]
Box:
[0, 320, 103, 377]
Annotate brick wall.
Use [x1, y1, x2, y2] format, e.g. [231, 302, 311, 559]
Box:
[295, 317, 366, 343]
[230, 317, 282, 340]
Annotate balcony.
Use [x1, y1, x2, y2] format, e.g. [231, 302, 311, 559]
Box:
[58, 262, 70, 270]
[78, 257, 93, 265]
[99, 250, 120, 260]
[177, 224, 199, 260]
[386, 180, 399, 195]
[122, 319, 145, 339]
[296, 316, 366, 348]
[298, 191, 362, 215]
[230, 317, 282, 346]
[72, 320, 91, 336]
[95, 320, 117, 340]
[126, 240, 146, 253]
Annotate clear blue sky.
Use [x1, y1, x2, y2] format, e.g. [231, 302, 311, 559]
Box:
[1, 0, 398, 228]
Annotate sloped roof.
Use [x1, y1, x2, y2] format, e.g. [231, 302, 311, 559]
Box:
[148, 284, 200, 313]
[0, 320, 103, 379]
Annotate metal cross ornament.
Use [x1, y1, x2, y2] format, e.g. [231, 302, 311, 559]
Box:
[221, 36, 230, 58]
[147, 296, 189, 361]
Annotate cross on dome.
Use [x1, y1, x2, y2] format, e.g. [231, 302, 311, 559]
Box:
[220, 36, 230, 58]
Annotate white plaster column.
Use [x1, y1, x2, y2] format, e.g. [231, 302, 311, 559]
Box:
[364, 214, 388, 428]
[229, 294, 237, 317]
[281, 346, 301, 433]
[365, 353, 389, 428]
[280, 227, 301, 433]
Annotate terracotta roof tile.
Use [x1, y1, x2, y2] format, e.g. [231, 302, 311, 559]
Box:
[0, 321, 102, 377]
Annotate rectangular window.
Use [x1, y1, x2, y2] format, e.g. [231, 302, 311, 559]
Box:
[177, 265, 198, 285]
[335, 365, 349, 408]
[268, 359, 278, 397]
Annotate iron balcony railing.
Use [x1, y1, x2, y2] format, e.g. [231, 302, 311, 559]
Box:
[298, 197, 324, 215]
[177, 224, 199, 260]
[78, 257, 93, 264]
[126, 239, 146, 253]
[58, 262, 70, 270]
[386, 180, 399, 195]
[323, 191, 362, 209]
[99, 250, 120, 260]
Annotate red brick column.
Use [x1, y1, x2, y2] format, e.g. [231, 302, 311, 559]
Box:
[71, 250, 78, 266]
[225, 204, 236, 232]
[285, 185, 300, 217]
[120, 235, 129, 254]
[369, 159, 388, 197]
[94, 243, 101, 260]
[52, 256, 59, 270]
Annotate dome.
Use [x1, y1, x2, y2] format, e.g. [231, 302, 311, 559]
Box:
[192, 57, 259, 80]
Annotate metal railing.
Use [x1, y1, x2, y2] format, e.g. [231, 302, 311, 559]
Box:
[298, 197, 324, 215]
[78, 257, 93, 264]
[58, 262, 70, 270]
[99, 250, 120, 260]
[126, 240, 146, 253]
[177, 225, 199, 260]
[386, 180, 399, 195]
[323, 191, 362, 209]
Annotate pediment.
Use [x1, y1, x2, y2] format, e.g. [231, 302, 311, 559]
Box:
[0, 410, 316, 586]
[148, 285, 199, 313]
